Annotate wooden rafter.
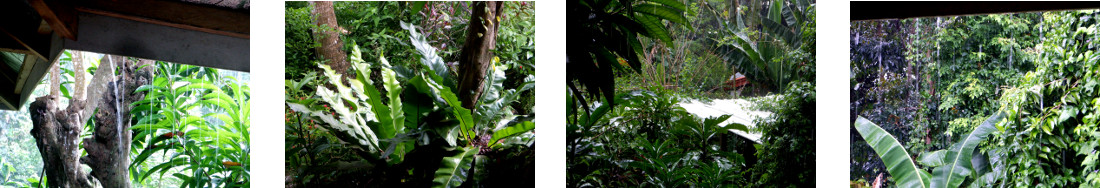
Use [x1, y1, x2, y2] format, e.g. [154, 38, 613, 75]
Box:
[28, 0, 78, 40]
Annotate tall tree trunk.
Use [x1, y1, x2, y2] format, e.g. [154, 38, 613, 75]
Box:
[49, 62, 60, 98]
[456, 1, 503, 111]
[29, 55, 152, 188]
[72, 51, 85, 101]
[311, 1, 348, 77]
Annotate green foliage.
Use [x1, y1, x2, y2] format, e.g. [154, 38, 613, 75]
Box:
[715, 0, 815, 92]
[285, 18, 535, 186]
[496, 2, 536, 114]
[749, 81, 816, 187]
[285, 2, 427, 81]
[854, 111, 1004, 188]
[854, 10, 1100, 187]
[851, 12, 1039, 181]
[567, 90, 753, 187]
[568, 0, 816, 187]
[984, 10, 1100, 187]
[130, 62, 250, 187]
[566, 0, 688, 110]
[285, 3, 320, 81]
[433, 146, 478, 188]
[854, 117, 930, 188]
[0, 101, 42, 187]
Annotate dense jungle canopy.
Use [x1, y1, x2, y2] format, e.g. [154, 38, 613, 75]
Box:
[852, 9, 1100, 187]
[567, 0, 816, 187]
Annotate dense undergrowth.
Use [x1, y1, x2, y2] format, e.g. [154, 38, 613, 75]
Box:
[567, 0, 816, 187]
[852, 10, 1100, 187]
[284, 2, 535, 187]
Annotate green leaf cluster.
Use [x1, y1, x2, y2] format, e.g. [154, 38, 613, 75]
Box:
[130, 62, 251, 187]
[285, 20, 535, 187]
[567, 90, 755, 187]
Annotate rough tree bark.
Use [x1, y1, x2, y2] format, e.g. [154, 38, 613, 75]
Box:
[30, 55, 152, 188]
[83, 56, 152, 188]
[49, 62, 60, 98]
[311, 1, 348, 76]
[456, 1, 503, 111]
[72, 51, 85, 101]
[29, 96, 93, 188]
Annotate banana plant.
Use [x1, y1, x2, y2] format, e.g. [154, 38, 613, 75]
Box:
[854, 111, 1004, 188]
[715, 0, 814, 92]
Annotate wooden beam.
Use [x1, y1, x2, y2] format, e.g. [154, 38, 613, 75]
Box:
[852, 1, 1100, 21]
[28, 0, 78, 40]
[75, 0, 249, 38]
[15, 33, 64, 110]
[64, 12, 249, 72]
[0, 27, 50, 61]
[13, 54, 39, 94]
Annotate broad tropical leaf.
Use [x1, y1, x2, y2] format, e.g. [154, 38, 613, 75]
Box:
[929, 111, 1005, 188]
[632, 4, 687, 25]
[917, 150, 947, 167]
[489, 121, 535, 147]
[854, 117, 930, 188]
[433, 146, 478, 188]
[634, 14, 673, 47]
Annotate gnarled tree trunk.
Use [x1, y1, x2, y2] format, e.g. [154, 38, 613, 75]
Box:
[456, 1, 503, 111]
[29, 55, 152, 188]
[29, 96, 93, 188]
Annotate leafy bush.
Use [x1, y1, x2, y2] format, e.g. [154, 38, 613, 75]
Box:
[130, 62, 251, 187]
[285, 22, 535, 187]
[750, 81, 816, 187]
[285, 3, 320, 81]
[985, 10, 1100, 187]
[567, 90, 753, 187]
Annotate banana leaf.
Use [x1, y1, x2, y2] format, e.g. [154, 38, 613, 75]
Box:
[854, 117, 931, 188]
[929, 111, 1004, 188]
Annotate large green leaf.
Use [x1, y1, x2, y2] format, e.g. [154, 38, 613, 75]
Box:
[768, 0, 783, 23]
[761, 17, 801, 48]
[634, 14, 673, 47]
[632, 4, 687, 25]
[401, 21, 453, 86]
[643, 0, 686, 12]
[929, 111, 1005, 188]
[433, 147, 478, 188]
[917, 150, 947, 167]
[475, 62, 510, 124]
[286, 102, 380, 152]
[409, 72, 474, 140]
[379, 54, 408, 161]
[489, 121, 535, 148]
[854, 116, 930, 188]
